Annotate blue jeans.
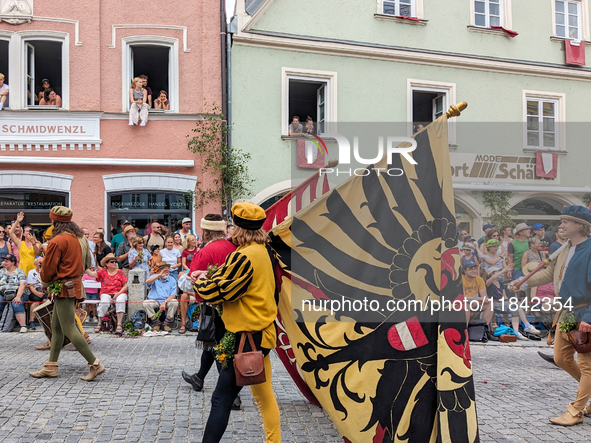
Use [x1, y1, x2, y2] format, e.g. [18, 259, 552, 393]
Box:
[513, 269, 524, 280]
[12, 292, 28, 315]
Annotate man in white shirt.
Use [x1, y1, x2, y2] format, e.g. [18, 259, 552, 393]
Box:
[82, 228, 96, 268]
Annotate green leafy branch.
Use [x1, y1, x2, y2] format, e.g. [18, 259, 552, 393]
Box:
[482, 191, 518, 230]
[187, 102, 254, 211]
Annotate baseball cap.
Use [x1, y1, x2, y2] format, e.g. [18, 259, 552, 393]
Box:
[532, 223, 544, 231]
[464, 236, 475, 242]
[121, 219, 132, 225]
[483, 224, 494, 231]
[1, 254, 17, 263]
[462, 258, 478, 268]
[42, 78, 49, 83]
[182, 217, 191, 223]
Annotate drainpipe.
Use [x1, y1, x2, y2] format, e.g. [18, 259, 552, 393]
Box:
[225, 2, 234, 218]
[221, 0, 227, 120]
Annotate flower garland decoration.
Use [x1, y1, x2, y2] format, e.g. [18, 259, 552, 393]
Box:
[214, 331, 236, 368]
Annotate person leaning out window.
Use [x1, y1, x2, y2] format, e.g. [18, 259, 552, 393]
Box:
[154, 90, 170, 110]
[39, 88, 62, 107]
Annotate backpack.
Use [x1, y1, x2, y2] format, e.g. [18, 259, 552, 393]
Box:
[467, 319, 489, 343]
[186, 304, 200, 332]
[130, 309, 146, 330]
[0, 303, 16, 333]
[145, 233, 164, 247]
[101, 307, 118, 333]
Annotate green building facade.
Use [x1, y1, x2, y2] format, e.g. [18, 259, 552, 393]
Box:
[231, 0, 591, 235]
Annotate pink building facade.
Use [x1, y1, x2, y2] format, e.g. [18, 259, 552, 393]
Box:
[0, 0, 222, 239]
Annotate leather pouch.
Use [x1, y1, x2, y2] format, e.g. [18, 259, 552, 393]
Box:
[233, 331, 266, 386]
[567, 329, 591, 354]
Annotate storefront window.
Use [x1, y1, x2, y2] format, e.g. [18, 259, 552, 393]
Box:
[0, 190, 68, 237]
[455, 201, 472, 235]
[511, 197, 564, 239]
[260, 192, 288, 210]
[107, 192, 192, 240]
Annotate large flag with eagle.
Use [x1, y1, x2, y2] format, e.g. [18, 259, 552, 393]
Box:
[268, 113, 479, 443]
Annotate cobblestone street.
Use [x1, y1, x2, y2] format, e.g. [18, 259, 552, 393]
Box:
[0, 331, 590, 443]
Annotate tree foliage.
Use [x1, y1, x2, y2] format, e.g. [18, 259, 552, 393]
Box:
[482, 191, 518, 229]
[187, 103, 253, 213]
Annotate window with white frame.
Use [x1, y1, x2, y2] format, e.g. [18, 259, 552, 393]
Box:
[407, 79, 457, 144]
[555, 0, 581, 39]
[282, 68, 337, 136]
[0, 32, 69, 110]
[23, 39, 64, 108]
[526, 98, 558, 149]
[474, 0, 502, 27]
[383, 0, 414, 17]
[122, 37, 179, 113]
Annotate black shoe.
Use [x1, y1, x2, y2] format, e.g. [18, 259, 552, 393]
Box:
[231, 394, 242, 411]
[538, 351, 557, 367]
[486, 331, 499, 341]
[182, 371, 203, 391]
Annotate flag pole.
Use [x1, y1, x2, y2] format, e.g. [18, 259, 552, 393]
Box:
[446, 101, 468, 118]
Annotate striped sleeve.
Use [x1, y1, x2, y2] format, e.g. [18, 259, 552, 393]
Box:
[193, 251, 254, 303]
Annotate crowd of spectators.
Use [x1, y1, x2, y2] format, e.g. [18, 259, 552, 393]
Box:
[0, 213, 235, 335]
[0, 73, 166, 115]
[458, 220, 561, 340]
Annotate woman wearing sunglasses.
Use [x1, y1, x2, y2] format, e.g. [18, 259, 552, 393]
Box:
[85, 253, 128, 335]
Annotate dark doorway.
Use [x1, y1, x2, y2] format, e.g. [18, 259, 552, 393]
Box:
[0, 40, 8, 84]
[288, 79, 326, 134]
[131, 45, 170, 106]
[27, 40, 63, 101]
[412, 90, 445, 132]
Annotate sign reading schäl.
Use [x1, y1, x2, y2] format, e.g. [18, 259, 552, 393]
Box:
[450, 153, 560, 184]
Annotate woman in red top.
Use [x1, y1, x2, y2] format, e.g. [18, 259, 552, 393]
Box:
[85, 253, 128, 335]
[181, 234, 199, 272]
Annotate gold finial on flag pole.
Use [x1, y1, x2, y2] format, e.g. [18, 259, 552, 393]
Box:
[445, 101, 468, 118]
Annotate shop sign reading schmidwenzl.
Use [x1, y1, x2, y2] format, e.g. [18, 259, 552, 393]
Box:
[0, 114, 101, 150]
[449, 153, 560, 184]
